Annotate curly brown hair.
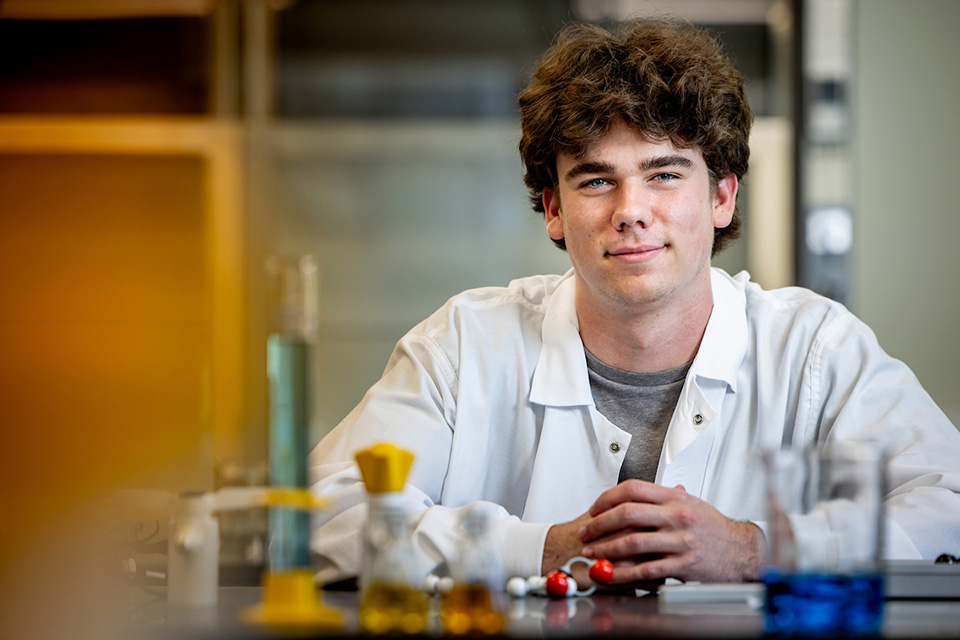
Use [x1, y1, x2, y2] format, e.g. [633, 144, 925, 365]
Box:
[519, 19, 753, 255]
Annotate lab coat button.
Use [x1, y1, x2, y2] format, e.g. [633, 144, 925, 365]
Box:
[693, 414, 704, 425]
[609, 442, 621, 453]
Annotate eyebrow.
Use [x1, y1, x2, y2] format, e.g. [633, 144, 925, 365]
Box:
[563, 154, 696, 182]
[640, 154, 695, 172]
[563, 160, 615, 182]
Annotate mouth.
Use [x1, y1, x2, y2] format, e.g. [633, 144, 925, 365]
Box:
[606, 244, 665, 263]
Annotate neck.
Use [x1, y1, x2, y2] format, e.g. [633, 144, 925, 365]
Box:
[575, 279, 714, 374]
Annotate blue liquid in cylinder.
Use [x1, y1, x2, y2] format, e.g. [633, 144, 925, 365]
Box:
[267, 334, 311, 570]
[764, 569, 884, 637]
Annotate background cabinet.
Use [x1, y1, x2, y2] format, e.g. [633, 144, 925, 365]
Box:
[0, 4, 245, 570]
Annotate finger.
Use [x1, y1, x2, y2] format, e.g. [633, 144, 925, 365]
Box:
[582, 530, 686, 561]
[580, 502, 675, 543]
[589, 480, 682, 516]
[612, 553, 664, 568]
[602, 558, 666, 592]
[608, 555, 688, 585]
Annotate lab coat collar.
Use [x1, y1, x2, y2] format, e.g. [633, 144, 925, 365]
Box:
[689, 268, 749, 394]
[659, 269, 748, 474]
[528, 269, 593, 407]
[528, 268, 748, 408]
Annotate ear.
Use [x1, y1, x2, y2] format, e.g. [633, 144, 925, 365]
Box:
[712, 174, 738, 229]
[543, 187, 565, 242]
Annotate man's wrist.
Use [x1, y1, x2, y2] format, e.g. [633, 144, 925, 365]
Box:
[541, 516, 589, 575]
[742, 521, 767, 581]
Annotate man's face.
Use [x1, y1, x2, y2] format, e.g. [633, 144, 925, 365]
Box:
[543, 121, 737, 314]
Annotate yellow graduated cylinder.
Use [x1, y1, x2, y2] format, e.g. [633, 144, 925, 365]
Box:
[240, 488, 342, 633]
[355, 443, 415, 493]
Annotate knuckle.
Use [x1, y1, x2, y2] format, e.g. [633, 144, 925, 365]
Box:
[622, 502, 643, 521]
[674, 506, 696, 528]
[624, 478, 644, 498]
[625, 532, 646, 552]
[640, 562, 662, 580]
[602, 532, 641, 558]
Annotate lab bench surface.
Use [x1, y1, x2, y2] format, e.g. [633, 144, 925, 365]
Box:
[118, 586, 960, 640]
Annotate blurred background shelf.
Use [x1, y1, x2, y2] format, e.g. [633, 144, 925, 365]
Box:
[2, 0, 959, 577]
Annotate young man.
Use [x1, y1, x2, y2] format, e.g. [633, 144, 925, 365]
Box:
[309, 19, 960, 587]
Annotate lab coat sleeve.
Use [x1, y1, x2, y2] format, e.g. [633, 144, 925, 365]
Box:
[308, 327, 550, 584]
[791, 309, 960, 566]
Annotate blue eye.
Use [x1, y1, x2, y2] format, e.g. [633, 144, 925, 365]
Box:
[582, 178, 609, 188]
[652, 173, 679, 183]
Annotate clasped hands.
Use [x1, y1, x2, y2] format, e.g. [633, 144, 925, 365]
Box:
[542, 480, 765, 587]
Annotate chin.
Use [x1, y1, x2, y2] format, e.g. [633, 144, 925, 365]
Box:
[605, 284, 671, 307]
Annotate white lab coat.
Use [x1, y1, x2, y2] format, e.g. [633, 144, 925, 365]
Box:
[309, 268, 960, 583]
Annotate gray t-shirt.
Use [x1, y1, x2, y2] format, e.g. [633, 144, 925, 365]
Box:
[585, 349, 691, 483]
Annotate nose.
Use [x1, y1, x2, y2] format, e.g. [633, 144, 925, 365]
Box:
[610, 180, 649, 231]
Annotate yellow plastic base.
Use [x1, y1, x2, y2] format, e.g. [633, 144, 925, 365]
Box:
[241, 570, 342, 634]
